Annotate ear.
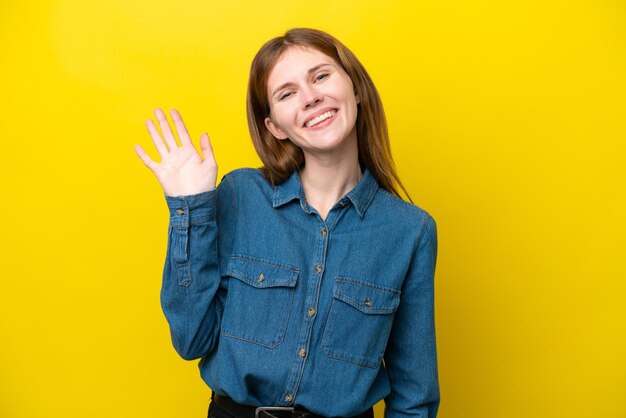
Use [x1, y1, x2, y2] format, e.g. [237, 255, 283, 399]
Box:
[264, 116, 289, 140]
[355, 91, 360, 104]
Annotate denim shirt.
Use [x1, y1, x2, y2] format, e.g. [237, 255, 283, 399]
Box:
[161, 168, 439, 418]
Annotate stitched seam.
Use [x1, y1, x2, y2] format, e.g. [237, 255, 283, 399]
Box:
[230, 255, 301, 273]
[323, 351, 381, 369]
[377, 188, 418, 209]
[334, 296, 397, 314]
[321, 298, 381, 369]
[335, 277, 401, 294]
[228, 272, 296, 288]
[221, 330, 284, 349]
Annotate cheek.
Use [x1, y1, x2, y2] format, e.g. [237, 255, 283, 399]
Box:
[276, 107, 299, 130]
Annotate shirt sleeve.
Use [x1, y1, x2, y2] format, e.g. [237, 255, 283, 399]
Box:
[384, 214, 440, 418]
[160, 174, 237, 360]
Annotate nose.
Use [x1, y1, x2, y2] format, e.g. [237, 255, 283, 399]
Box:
[302, 84, 323, 109]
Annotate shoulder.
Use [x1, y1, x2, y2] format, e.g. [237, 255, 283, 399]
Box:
[218, 168, 276, 209]
[372, 188, 436, 239]
[222, 167, 264, 183]
[220, 168, 271, 191]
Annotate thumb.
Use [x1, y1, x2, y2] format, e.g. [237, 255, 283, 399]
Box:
[199, 133, 215, 162]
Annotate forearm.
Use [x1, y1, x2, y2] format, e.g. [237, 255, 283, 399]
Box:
[384, 215, 440, 418]
[161, 189, 224, 360]
[384, 286, 440, 418]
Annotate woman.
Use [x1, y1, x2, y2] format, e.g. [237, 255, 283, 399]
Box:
[135, 28, 439, 418]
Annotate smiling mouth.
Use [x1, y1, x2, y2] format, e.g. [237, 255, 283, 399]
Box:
[304, 110, 337, 128]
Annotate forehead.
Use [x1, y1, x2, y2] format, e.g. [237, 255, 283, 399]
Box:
[266, 47, 339, 90]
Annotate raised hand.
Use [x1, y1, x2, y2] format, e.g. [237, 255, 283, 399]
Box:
[134, 108, 217, 197]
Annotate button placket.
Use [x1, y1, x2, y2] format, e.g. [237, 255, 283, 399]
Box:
[316, 230, 327, 279]
[282, 219, 329, 406]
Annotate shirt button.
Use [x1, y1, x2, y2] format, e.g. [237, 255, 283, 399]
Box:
[298, 348, 307, 358]
[258, 273, 265, 282]
[285, 394, 293, 402]
[321, 228, 327, 237]
[308, 307, 316, 317]
[339, 200, 346, 207]
[314, 265, 323, 274]
[364, 298, 372, 307]
[176, 209, 184, 215]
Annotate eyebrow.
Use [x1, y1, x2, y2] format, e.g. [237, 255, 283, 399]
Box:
[271, 63, 333, 98]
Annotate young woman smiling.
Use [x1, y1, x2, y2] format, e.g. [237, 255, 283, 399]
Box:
[135, 28, 439, 418]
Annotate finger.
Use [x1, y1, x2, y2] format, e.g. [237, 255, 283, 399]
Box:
[199, 133, 215, 163]
[134, 144, 157, 170]
[145, 119, 169, 157]
[154, 108, 179, 150]
[170, 109, 192, 146]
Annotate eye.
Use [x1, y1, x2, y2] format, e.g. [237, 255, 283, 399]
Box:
[279, 91, 293, 101]
[315, 73, 330, 82]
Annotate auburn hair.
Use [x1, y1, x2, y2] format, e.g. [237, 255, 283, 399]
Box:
[246, 28, 411, 201]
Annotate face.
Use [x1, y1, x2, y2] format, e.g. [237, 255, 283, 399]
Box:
[264, 47, 360, 159]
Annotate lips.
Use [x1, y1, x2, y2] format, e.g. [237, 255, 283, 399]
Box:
[303, 108, 338, 128]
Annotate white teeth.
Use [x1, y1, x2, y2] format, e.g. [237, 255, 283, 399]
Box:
[305, 110, 336, 128]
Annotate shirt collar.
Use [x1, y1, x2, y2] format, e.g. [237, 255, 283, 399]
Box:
[272, 168, 379, 218]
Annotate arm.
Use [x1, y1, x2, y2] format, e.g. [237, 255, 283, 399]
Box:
[384, 215, 440, 418]
[160, 174, 236, 360]
[134, 108, 231, 360]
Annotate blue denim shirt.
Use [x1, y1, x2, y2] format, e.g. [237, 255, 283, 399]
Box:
[161, 168, 439, 417]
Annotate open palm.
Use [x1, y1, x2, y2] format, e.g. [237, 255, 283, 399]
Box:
[134, 108, 217, 197]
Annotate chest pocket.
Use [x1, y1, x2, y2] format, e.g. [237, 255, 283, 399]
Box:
[221, 255, 299, 348]
[322, 278, 400, 368]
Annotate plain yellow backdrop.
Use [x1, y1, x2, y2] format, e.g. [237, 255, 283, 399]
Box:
[1, 1, 625, 417]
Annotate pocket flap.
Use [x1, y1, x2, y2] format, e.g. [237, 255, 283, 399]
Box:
[228, 255, 299, 289]
[333, 278, 400, 314]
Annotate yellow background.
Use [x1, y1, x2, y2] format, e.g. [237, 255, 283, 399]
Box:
[1, 1, 625, 417]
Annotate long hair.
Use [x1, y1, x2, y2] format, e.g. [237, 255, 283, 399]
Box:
[246, 28, 412, 201]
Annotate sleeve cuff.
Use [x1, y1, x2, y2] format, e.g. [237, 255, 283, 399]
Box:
[164, 189, 217, 227]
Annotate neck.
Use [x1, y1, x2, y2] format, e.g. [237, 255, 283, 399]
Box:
[300, 153, 362, 220]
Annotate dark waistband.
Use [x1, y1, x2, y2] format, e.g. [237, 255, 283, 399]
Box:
[211, 393, 374, 418]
